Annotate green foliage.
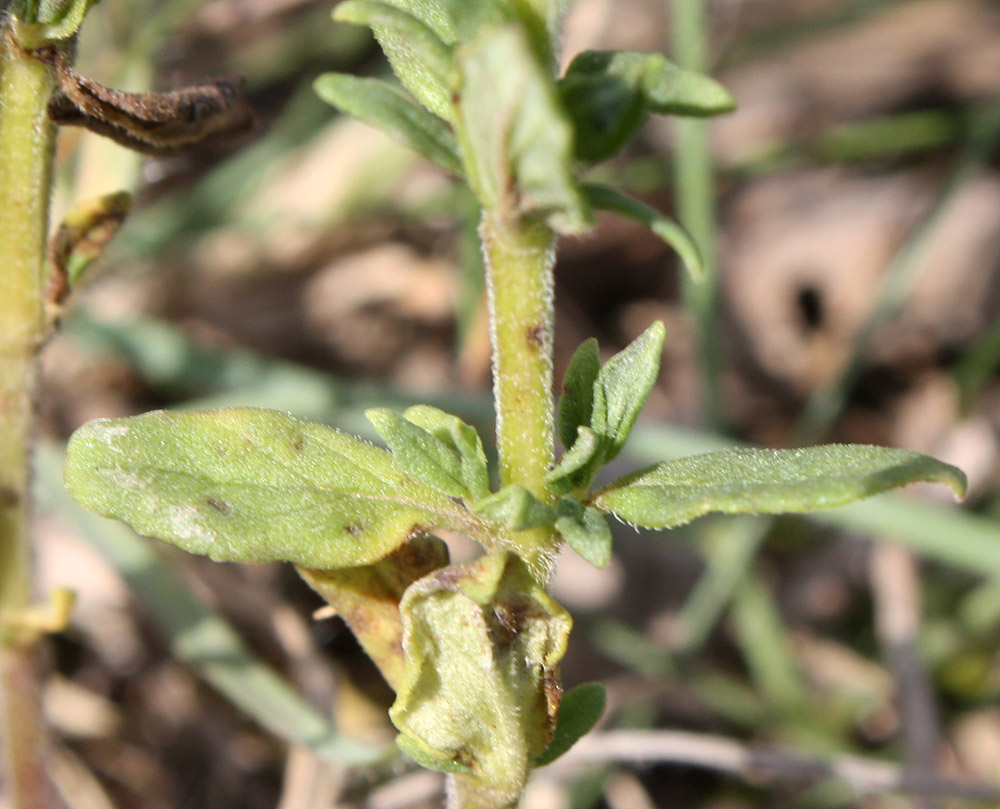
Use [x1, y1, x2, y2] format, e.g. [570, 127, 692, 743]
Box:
[593, 445, 967, 529]
[455, 23, 590, 233]
[334, 1, 453, 120]
[323, 0, 732, 238]
[560, 50, 734, 164]
[590, 321, 666, 465]
[402, 405, 491, 501]
[64, 408, 491, 568]
[583, 183, 703, 280]
[553, 505, 613, 569]
[366, 406, 482, 501]
[11, 0, 97, 46]
[473, 484, 556, 531]
[312, 74, 461, 173]
[546, 426, 601, 486]
[553, 321, 667, 491]
[556, 338, 600, 451]
[53, 4, 978, 808]
[534, 682, 607, 766]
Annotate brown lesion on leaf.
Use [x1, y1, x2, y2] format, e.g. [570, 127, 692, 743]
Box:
[206, 497, 231, 515]
[542, 669, 563, 727]
[44, 191, 131, 322]
[343, 523, 363, 537]
[1, 486, 20, 508]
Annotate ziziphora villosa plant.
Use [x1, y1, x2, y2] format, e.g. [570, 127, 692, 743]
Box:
[58, 2, 967, 808]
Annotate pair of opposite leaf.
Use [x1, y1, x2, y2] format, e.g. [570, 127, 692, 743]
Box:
[63, 315, 967, 579]
[315, 0, 734, 269]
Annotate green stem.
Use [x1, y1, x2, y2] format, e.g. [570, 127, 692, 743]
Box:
[480, 210, 558, 575]
[0, 26, 58, 809]
[671, 0, 725, 432]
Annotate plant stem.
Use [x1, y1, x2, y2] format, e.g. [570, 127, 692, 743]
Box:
[671, 0, 725, 432]
[480, 210, 558, 575]
[0, 26, 58, 809]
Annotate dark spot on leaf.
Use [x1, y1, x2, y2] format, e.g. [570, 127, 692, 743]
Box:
[489, 598, 530, 652]
[344, 524, 363, 537]
[207, 497, 231, 515]
[292, 433, 305, 453]
[1, 486, 19, 507]
[454, 749, 475, 769]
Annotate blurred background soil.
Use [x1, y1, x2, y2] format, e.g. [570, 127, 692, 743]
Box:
[15, 0, 1000, 807]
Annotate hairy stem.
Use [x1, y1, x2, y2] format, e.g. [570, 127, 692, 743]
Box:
[480, 210, 558, 575]
[0, 26, 58, 809]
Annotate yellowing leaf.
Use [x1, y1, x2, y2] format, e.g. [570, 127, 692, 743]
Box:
[390, 552, 571, 800]
[298, 535, 449, 689]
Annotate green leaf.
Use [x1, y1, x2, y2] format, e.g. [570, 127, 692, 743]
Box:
[13, 0, 98, 46]
[583, 184, 703, 281]
[534, 682, 606, 766]
[593, 445, 968, 530]
[366, 407, 470, 499]
[591, 321, 666, 463]
[390, 553, 571, 798]
[444, 0, 557, 67]
[443, 0, 512, 39]
[557, 338, 600, 451]
[454, 24, 591, 233]
[333, 0, 456, 122]
[611, 421, 1000, 579]
[473, 484, 556, 531]
[545, 427, 602, 489]
[402, 405, 490, 502]
[65, 408, 486, 568]
[555, 506, 613, 569]
[559, 50, 734, 163]
[313, 74, 461, 174]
